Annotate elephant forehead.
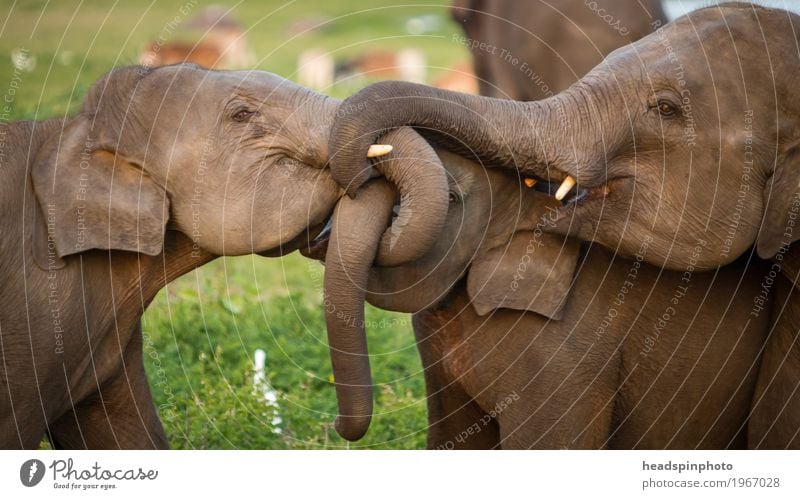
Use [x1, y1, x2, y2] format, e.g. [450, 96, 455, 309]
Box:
[147, 65, 299, 103]
[619, 5, 776, 64]
[663, 4, 784, 54]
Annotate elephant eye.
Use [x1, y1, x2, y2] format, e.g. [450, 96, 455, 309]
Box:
[277, 156, 300, 169]
[656, 100, 678, 117]
[232, 108, 256, 122]
[448, 191, 460, 203]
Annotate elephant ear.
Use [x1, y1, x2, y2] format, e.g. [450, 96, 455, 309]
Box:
[757, 144, 800, 259]
[31, 114, 169, 265]
[466, 231, 579, 320]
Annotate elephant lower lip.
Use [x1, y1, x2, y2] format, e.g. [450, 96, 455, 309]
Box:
[547, 179, 624, 224]
[532, 178, 593, 205]
[563, 187, 591, 206]
[259, 219, 330, 258]
[300, 216, 332, 261]
[300, 200, 400, 263]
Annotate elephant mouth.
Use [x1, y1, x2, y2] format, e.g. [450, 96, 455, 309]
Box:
[258, 219, 329, 258]
[300, 199, 403, 262]
[529, 173, 626, 212]
[300, 216, 332, 261]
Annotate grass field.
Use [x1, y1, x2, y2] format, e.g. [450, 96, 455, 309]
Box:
[2, 0, 469, 449]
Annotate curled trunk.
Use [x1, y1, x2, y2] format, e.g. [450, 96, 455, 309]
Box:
[330, 98, 449, 264]
[323, 178, 397, 441]
[296, 93, 449, 266]
[370, 127, 449, 266]
[329, 80, 599, 196]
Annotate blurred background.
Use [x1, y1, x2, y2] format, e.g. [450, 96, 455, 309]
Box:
[2, 0, 797, 449]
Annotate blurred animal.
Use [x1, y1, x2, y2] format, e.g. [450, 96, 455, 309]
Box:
[285, 15, 332, 37]
[139, 5, 255, 69]
[451, 0, 667, 100]
[334, 49, 426, 84]
[297, 49, 334, 91]
[185, 5, 255, 67]
[139, 40, 223, 69]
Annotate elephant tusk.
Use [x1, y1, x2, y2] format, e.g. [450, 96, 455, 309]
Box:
[367, 144, 393, 158]
[555, 175, 576, 201]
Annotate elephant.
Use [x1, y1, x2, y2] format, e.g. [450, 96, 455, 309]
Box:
[305, 145, 772, 448]
[0, 63, 445, 449]
[451, 0, 667, 100]
[325, 4, 800, 448]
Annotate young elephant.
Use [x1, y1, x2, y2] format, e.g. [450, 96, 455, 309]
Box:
[327, 4, 800, 448]
[0, 64, 446, 449]
[308, 148, 771, 448]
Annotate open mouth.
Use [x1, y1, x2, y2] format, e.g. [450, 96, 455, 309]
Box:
[527, 174, 615, 209]
[300, 197, 402, 262]
[300, 216, 332, 261]
[258, 219, 329, 258]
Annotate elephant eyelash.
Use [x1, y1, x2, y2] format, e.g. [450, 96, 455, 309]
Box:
[231, 108, 256, 122]
[648, 96, 680, 119]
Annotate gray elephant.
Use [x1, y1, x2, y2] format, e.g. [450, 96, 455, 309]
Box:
[305, 146, 771, 448]
[0, 63, 443, 449]
[451, 0, 666, 100]
[326, 3, 800, 448]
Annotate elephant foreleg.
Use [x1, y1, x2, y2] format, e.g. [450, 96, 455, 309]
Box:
[48, 330, 169, 449]
[750, 279, 800, 449]
[414, 316, 499, 450]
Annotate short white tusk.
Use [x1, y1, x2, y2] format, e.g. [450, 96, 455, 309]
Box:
[367, 144, 393, 158]
[554, 176, 576, 201]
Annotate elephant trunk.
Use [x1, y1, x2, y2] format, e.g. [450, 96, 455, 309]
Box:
[370, 127, 449, 266]
[329, 81, 606, 197]
[323, 178, 397, 441]
[302, 93, 449, 265]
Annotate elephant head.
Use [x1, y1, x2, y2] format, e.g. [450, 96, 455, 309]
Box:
[32, 63, 447, 266]
[304, 143, 579, 441]
[327, 4, 800, 271]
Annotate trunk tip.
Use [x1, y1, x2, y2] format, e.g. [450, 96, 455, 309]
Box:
[345, 186, 360, 199]
[334, 414, 372, 442]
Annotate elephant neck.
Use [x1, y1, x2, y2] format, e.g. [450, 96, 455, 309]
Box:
[112, 231, 216, 319]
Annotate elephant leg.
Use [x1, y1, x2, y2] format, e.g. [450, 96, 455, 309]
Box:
[413, 316, 499, 450]
[0, 396, 49, 449]
[495, 381, 616, 450]
[750, 280, 800, 449]
[422, 364, 499, 450]
[0, 350, 58, 448]
[48, 330, 169, 449]
[493, 346, 619, 449]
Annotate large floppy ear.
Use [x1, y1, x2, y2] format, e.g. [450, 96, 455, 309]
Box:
[466, 231, 579, 320]
[32, 107, 168, 263]
[757, 144, 800, 259]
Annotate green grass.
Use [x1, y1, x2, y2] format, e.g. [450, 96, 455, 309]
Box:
[3, 0, 469, 449]
[141, 254, 427, 449]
